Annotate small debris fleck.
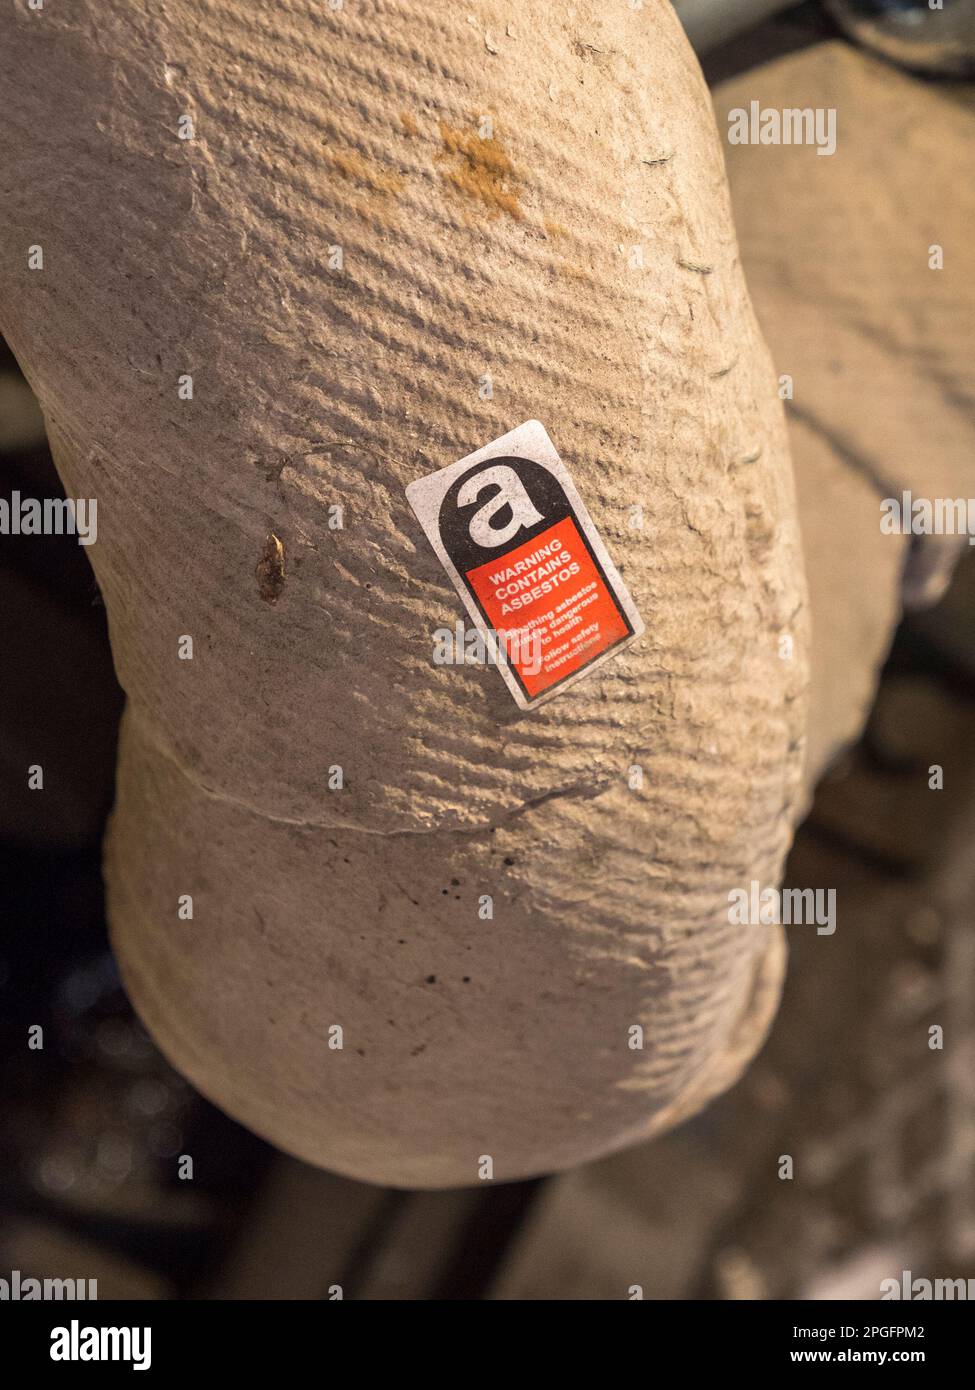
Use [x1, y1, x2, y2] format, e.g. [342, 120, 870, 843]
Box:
[256, 532, 286, 605]
[678, 257, 715, 275]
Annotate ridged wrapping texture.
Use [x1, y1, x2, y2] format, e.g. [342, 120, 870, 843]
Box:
[0, 0, 807, 1185]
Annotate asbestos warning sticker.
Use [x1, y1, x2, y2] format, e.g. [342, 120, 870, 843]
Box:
[406, 420, 644, 710]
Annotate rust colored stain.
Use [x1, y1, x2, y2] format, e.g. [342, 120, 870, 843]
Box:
[324, 144, 405, 227]
[437, 120, 524, 222]
[543, 217, 566, 240]
[325, 147, 404, 198]
[400, 110, 419, 136]
[256, 532, 286, 605]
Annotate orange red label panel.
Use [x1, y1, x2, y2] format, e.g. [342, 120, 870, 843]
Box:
[464, 519, 631, 698]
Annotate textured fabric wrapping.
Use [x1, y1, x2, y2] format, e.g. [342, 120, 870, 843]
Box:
[0, 1, 807, 1185]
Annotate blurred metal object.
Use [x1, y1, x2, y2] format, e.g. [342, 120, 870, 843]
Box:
[826, 0, 975, 74]
[901, 534, 971, 612]
[673, 0, 803, 52]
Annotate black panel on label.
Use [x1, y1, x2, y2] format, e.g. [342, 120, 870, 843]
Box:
[437, 456, 573, 572]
